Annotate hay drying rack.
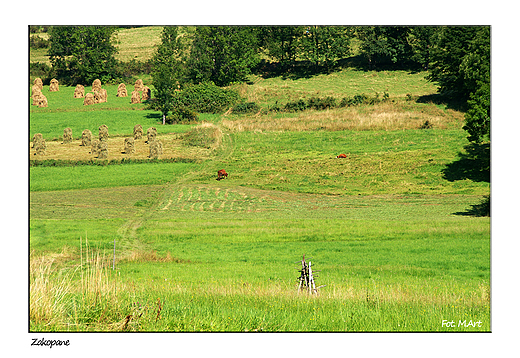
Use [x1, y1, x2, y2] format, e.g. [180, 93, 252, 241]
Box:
[297, 255, 326, 294]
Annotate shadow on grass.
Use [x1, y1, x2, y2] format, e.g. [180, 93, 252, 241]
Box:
[454, 196, 490, 217]
[443, 142, 490, 217]
[442, 142, 490, 183]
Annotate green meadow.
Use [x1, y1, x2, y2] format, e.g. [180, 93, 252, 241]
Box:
[29, 29, 490, 332]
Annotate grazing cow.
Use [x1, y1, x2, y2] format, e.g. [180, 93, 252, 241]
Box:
[336, 153, 347, 158]
[216, 169, 228, 181]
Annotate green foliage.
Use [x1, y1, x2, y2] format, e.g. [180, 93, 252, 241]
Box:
[284, 99, 308, 112]
[356, 26, 413, 69]
[464, 82, 490, 143]
[187, 26, 260, 86]
[30, 35, 50, 49]
[261, 26, 303, 69]
[173, 82, 241, 113]
[299, 26, 352, 71]
[427, 26, 484, 100]
[166, 107, 199, 124]
[47, 26, 119, 85]
[232, 102, 260, 114]
[307, 95, 337, 110]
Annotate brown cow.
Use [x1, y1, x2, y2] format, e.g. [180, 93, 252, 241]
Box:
[216, 169, 228, 181]
[336, 153, 347, 158]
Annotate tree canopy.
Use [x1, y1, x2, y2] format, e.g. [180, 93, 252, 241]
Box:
[47, 26, 118, 85]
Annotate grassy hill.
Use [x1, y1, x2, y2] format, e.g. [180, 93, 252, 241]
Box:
[29, 27, 490, 332]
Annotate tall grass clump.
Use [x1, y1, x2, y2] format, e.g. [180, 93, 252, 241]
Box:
[182, 123, 223, 150]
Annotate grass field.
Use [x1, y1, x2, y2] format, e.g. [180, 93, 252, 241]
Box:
[29, 42, 490, 332]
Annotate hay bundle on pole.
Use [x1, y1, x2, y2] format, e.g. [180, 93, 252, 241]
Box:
[91, 139, 100, 156]
[99, 124, 109, 141]
[63, 127, 72, 144]
[81, 129, 92, 147]
[49, 78, 59, 92]
[31, 86, 42, 105]
[134, 79, 144, 92]
[149, 139, 163, 159]
[123, 137, 135, 154]
[133, 124, 143, 140]
[98, 140, 108, 159]
[142, 86, 151, 101]
[92, 79, 102, 92]
[36, 93, 48, 107]
[97, 88, 108, 103]
[146, 127, 157, 143]
[117, 83, 128, 97]
[131, 90, 141, 104]
[84, 93, 95, 106]
[74, 84, 85, 98]
[34, 78, 43, 91]
[32, 133, 46, 155]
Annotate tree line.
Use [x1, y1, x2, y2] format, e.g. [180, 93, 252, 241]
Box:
[38, 25, 490, 143]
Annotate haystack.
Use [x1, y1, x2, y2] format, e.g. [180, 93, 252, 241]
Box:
[146, 127, 157, 143]
[133, 124, 143, 140]
[84, 93, 95, 106]
[81, 129, 92, 147]
[49, 78, 59, 92]
[142, 86, 151, 101]
[134, 79, 144, 92]
[98, 140, 108, 159]
[117, 83, 128, 97]
[34, 78, 43, 91]
[99, 124, 109, 141]
[124, 137, 135, 154]
[31, 86, 42, 105]
[149, 139, 163, 159]
[92, 79, 102, 92]
[95, 88, 107, 103]
[131, 90, 141, 104]
[33, 133, 46, 155]
[74, 84, 85, 98]
[36, 93, 48, 107]
[63, 127, 72, 144]
[91, 139, 100, 156]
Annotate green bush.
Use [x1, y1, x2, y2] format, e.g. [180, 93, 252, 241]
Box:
[166, 107, 199, 124]
[173, 82, 241, 113]
[307, 96, 337, 110]
[284, 99, 308, 112]
[232, 102, 260, 114]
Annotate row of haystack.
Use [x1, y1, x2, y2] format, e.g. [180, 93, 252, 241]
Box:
[41, 124, 162, 159]
[30, 77, 60, 108]
[74, 79, 150, 105]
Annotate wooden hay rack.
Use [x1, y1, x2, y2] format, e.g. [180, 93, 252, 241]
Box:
[297, 255, 326, 294]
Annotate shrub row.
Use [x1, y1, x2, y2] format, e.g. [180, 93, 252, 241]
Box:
[29, 157, 199, 167]
[280, 92, 390, 113]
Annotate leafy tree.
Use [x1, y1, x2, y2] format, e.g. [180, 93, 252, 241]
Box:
[150, 26, 187, 124]
[427, 26, 481, 100]
[187, 26, 261, 86]
[299, 26, 352, 72]
[262, 26, 303, 69]
[356, 26, 413, 69]
[407, 26, 438, 70]
[47, 26, 118, 85]
[462, 27, 490, 143]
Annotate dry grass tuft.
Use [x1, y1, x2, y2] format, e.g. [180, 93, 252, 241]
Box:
[222, 101, 464, 133]
[125, 250, 187, 263]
